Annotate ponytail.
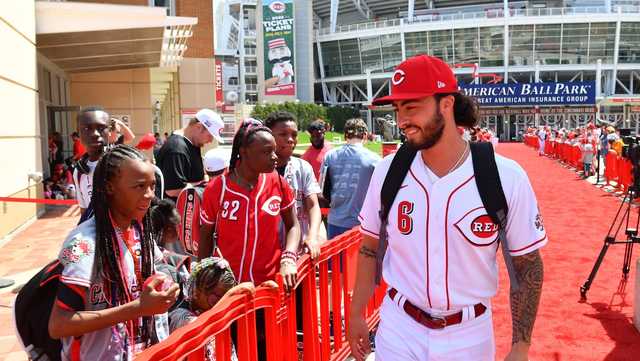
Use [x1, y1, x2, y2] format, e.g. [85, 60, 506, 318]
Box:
[436, 92, 480, 128]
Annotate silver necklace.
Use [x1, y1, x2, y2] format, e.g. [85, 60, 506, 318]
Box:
[446, 141, 469, 175]
[233, 169, 255, 190]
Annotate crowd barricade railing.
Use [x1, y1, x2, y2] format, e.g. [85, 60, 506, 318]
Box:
[544, 140, 552, 155]
[136, 229, 383, 361]
[574, 146, 583, 170]
[604, 151, 619, 186]
[617, 157, 633, 193]
[552, 141, 561, 159]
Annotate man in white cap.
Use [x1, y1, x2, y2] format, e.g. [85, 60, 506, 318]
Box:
[156, 108, 225, 201]
[203, 148, 231, 179]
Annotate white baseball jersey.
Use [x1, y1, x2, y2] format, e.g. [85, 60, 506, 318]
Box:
[272, 61, 293, 85]
[359, 152, 547, 312]
[57, 217, 168, 360]
[72, 159, 98, 208]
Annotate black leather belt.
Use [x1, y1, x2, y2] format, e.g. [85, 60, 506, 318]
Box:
[388, 288, 486, 329]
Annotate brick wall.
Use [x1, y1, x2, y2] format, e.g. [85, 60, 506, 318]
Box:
[176, 0, 214, 59]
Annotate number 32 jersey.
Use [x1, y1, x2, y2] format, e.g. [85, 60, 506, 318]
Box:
[200, 172, 295, 284]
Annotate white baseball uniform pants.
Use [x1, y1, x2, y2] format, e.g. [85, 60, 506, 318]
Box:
[374, 295, 495, 361]
[538, 139, 545, 155]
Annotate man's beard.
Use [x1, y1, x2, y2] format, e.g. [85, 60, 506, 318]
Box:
[405, 111, 445, 150]
[311, 139, 324, 149]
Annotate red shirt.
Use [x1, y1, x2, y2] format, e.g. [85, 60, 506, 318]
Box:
[73, 139, 85, 160]
[301, 143, 332, 181]
[200, 172, 295, 284]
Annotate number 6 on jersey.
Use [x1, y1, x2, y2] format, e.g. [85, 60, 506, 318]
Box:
[397, 201, 414, 235]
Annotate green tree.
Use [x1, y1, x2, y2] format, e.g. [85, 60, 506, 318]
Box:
[326, 106, 359, 132]
[251, 102, 327, 130]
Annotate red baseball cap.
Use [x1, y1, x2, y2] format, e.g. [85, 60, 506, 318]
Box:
[136, 133, 156, 150]
[372, 55, 458, 106]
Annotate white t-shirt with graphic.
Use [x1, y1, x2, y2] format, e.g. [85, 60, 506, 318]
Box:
[58, 217, 167, 360]
[73, 159, 98, 208]
[281, 157, 322, 244]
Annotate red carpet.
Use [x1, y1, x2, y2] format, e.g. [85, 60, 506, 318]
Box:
[492, 143, 640, 361]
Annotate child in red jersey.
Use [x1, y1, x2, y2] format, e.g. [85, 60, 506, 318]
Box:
[198, 119, 301, 291]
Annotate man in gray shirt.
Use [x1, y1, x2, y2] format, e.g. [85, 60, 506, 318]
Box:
[321, 118, 381, 238]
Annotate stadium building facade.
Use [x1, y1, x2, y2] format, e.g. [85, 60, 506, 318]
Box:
[311, 0, 640, 141]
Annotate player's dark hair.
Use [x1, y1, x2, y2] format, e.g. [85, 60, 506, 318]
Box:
[264, 111, 296, 129]
[149, 198, 180, 248]
[435, 93, 479, 128]
[91, 144, 156, 343]
[228, 121, 272, 172]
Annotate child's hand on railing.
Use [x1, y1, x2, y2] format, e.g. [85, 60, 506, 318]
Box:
[259, 280, 279, 289]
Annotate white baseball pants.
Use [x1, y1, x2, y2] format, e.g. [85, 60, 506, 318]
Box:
[374, 295, 495, 361]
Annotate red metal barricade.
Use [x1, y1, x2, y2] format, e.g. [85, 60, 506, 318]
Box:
[618, 157, 633, 192]
[604, 151, 619, 186]
[136, 229, 384, 361]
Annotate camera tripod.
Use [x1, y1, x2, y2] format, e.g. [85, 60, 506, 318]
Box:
[580, 186, 640, 301]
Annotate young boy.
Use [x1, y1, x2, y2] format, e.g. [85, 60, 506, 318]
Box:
[203, 148, 231, 179]
[73, 107, 110, 220]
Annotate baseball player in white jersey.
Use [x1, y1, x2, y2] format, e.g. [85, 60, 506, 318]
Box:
[537, 128, 547, 156]
[347, 55, 546, 361]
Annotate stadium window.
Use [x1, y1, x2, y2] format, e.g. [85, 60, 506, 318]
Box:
[561, 23, 589, 65]
[429, 29, 454, 64]
[479, 26, 504, 67]
[321, 41, 342, 77]
[534, 24, 562, 65]
[453, 28, 479, 65]
[619, 23, 640, 64]
[339, 39, 362, 75]
[404, 31, 429, 58]
[509, 25, 534, 66]
[589, 22, 616, 64]
[381, 34, 402, 71]
[359, 36, 383, 73]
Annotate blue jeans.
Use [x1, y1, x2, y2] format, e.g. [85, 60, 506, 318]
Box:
[584, 163, 592, 176]
[327, 224, 351, 271]
[327, 224, 352, 240]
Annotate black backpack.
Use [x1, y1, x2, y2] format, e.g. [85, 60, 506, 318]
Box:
[375, 142, 520, 290]
[14, 260, 64, 361]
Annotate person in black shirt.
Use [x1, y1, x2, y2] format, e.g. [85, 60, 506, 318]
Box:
[156, 109, 225, 201]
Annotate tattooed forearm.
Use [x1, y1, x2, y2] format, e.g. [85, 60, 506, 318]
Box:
[359, 245, 377, 258]
[510, 250, 543, 345]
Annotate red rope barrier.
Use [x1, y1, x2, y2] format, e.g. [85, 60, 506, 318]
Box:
[0, 197, 76, 205]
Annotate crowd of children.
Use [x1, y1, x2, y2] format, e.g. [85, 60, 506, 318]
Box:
[17, 107, 349, 361]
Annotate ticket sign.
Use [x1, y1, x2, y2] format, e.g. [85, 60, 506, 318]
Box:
[263, 0, 295, 96]
[460, 81, 596, 106]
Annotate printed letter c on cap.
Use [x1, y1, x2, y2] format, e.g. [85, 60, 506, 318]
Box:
[392, 69, 406, 85]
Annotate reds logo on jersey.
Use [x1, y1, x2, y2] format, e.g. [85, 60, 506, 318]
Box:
[261, 195, 282, 216]
[454, 207, 499, 246]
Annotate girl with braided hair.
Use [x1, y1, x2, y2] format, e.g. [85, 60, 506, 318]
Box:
[168, 257, 256, 360]
[48, 145, 180, 360]
[199, 119, 301, 291]
[169, 257, 255, 330]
